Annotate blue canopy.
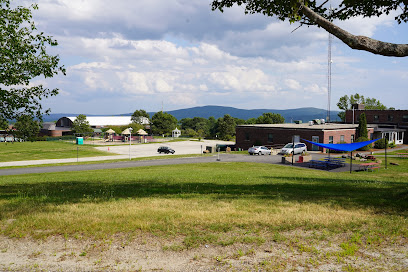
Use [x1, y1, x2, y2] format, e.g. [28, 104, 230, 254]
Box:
[302, 138, 381, 152]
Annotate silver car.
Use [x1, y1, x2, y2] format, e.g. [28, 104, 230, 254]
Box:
[279, 143, 307, 155]
[248, 146, 271, 155]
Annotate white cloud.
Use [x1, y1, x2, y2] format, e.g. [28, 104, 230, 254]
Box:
[26, 0, 407, 113]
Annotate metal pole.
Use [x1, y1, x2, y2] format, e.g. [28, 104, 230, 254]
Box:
[77, 146, 79, 163]
[350, 151, 352, 173]
[385, 139, 387, 169]
[129, 132, 131, 160]
[292, 137, 295, 165]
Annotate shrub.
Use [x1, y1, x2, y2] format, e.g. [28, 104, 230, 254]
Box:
[374, 138, 388, 149]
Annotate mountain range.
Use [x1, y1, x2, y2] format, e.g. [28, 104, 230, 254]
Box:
[43, 105, 340, 123]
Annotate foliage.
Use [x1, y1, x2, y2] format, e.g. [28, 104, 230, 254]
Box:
[13, 115, 40, 141]
[0, 117, 8, 130]
[356, 137, 371, 151]
[358, 113, 368, 139]
[120, 123, 144, 134]
[0, 0, 65, 122]
[256, 112, 285, 124]
[374, 138, 389, 149]
[337, 93, 388, 122]
[180, 117, 209, 138]
[131, 109, 149, 124]
[211, 1, 408, 57]
[72, 114, 93, 136]
[245, 118, 256, 124]
[151, 111, 177, 135]
[216, 114, 236, 140]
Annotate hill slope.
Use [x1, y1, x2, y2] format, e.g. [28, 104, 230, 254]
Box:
[43, 106, 340, 123]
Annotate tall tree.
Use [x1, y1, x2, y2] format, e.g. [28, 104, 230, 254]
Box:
[337, 93, 388, 122]
[1, 0, 65, 123]
[212, 0, 408, 57]
[216, 114, 236, 141]
[151, 111, 177, 135]
[358, 113, 368, 139]
[256, 112, 285, 124]
[13, 115, 40, 141]
[72, 114, 93, 136]
[131, 109, 149, 124]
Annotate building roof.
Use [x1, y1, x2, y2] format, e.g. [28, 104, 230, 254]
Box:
[65, 116, 149, 126]
[237, 123, 372, 130]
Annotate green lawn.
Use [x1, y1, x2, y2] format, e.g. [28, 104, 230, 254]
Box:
[1, 157, 407, 270]
[0, 141, 111, 162]
[1, 159, 407, 242]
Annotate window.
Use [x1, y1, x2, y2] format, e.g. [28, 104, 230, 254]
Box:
[351, 134, 355, 143]
[403, 115, 408, 122]
[329, 136, 333, 144]
[245, 133, 250, 141]
[388, 115, 394, 122]
[267, 133, 273, 143]
[340, 135, 345, 142]
[374, 115, 379, 122]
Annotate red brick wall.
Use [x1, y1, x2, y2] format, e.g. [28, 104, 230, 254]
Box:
[345, 109, 408, 125]
[236, 126, 374, 152]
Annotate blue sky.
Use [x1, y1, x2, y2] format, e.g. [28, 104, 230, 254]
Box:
[24, 0, 408, 115]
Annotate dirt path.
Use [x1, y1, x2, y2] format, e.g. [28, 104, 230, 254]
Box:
[1, 231, 406, 271]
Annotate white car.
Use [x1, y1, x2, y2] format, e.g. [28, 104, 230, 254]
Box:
[248, 146, 271, 155]
[279, 143, 307, 155]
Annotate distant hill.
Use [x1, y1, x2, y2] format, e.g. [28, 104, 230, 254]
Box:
[43, 106, 340, 123]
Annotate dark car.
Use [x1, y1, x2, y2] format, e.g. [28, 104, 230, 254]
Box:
[157, 146, 175, 154]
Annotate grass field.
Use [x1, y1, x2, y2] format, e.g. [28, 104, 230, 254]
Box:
[0, 141, 111, 162]
[0, 157, 407, 270]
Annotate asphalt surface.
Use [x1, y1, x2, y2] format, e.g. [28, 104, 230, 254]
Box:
[0, 153, 364, 176]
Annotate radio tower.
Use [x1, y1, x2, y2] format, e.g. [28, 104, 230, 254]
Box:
[327, 5, 333, 123]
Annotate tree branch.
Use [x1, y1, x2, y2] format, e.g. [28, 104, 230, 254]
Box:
[300, 4, 408, 57]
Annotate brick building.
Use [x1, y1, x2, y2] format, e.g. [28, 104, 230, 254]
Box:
[345, 105, 407, 144]
[236, 123, 374, 152]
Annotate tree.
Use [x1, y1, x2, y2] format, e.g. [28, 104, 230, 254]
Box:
[0, 117, 7, 130]
[72, 114, 93, 136]
[151, 111, 177, 135]
[211, 0, 408, 57]
[1, 0, 65, 123]
[131, 109, 149, 124]
[13, 115, 40, 141]
[256, 112, 285, 124]
[337, 93, 388, 122]
[216, 114, 236, 140]
[357, 112, 368, 139]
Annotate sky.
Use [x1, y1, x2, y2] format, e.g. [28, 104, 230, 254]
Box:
[22, 0, 408, 115]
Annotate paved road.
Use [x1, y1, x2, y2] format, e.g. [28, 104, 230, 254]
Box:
[0, 154, 283, 176]
[0, 140, 233, 167]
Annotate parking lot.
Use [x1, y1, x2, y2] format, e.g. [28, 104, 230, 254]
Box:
[93, 139, 235, 158]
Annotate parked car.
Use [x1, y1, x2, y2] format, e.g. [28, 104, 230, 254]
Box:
[248, 146, 271, 155]
[279, 143, 307, 155]
[157, 146, 175, 154]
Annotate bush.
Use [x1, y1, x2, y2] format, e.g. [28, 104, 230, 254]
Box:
[389, 141, 396, 148]
[356, 137, 371, 151]
[374, 138, 387, 149]
[36, 136, 47, 141]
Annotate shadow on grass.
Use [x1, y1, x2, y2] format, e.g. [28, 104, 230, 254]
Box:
[0, 175, 407, 219]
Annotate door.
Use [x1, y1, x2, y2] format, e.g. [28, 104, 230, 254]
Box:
[312, 136, 319, 151]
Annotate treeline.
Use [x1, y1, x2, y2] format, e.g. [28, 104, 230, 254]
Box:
[179, 112, 284, 140]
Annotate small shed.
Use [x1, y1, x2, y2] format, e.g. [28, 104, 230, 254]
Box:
[172, 128, 181, 138]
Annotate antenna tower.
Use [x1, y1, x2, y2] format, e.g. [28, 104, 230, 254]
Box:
[326, 8, 333, 123]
